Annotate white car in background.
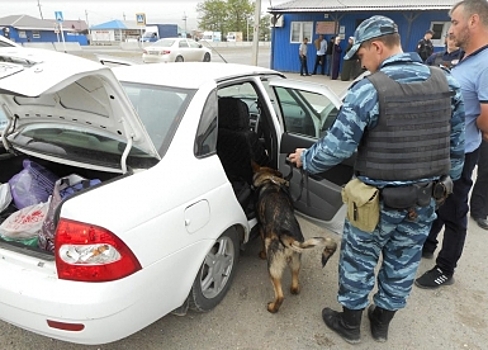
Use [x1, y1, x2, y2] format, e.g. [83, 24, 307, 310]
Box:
[142, 37, 212, 63]
[0, 47, 350, 345]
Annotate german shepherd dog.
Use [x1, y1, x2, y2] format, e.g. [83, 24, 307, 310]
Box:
[252, 163, 337, 313]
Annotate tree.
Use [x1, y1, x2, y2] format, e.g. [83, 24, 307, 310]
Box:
[260, 14, 271, 41]
[197, 0, 229, 33]
[226, 0, 253, 34]
[197, 0, 254, 40]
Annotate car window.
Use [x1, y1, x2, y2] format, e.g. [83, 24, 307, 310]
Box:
[122, 83, 194, 155]
[154, 39, 174, 47]
[9, 126, 158, 170]
[273, 86, 338, 138]
[179, 40, 189, 48]
[195, 89, 218, 157]
[188, 40, 200, 48]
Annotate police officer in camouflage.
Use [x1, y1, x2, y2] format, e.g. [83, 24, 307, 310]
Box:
[289, 15, 465, 344]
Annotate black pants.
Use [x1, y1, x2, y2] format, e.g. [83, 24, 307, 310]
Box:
[423, 149, 480, 275]
[470, 140, 488, 219]
[299, 55, 308, 75]
[312, 55, 325, 75]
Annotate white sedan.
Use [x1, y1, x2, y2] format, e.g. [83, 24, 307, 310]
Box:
[142, 37, 212, 63]
[0, 48, 350, 345]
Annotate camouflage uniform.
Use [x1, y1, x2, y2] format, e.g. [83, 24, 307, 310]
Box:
[301, 52, 465, 311]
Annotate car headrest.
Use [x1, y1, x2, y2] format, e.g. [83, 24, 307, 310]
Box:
[218, 97, 249, 131]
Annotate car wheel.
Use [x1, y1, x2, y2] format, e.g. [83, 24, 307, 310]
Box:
[175, 56, 184, 62]
[203, 53, 211, 62]
[189, 228, 240, 312]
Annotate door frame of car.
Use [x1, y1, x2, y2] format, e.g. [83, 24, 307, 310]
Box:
[266, 79, 354, 234]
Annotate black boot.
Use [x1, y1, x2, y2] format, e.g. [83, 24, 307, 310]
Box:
[322, 306, 363, 344]
[368, 305, 396, 342]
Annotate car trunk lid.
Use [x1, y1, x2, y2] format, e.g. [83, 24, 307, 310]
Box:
[0, 48, 160, 172]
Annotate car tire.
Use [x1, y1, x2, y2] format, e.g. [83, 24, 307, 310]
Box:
[189, 228, 240, 312]
[175, 56, 184, 62]
[203, 53, 211, 62]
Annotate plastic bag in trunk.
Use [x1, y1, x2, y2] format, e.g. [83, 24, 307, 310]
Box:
[0, 202, 49, 246]
[39, 174, 101, 252]
[8, 160, 58, 209]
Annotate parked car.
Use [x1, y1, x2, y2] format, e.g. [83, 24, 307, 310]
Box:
[142, 37, 212, 63]
[0, 47, 351, 345]
[0, 35, 19, 47]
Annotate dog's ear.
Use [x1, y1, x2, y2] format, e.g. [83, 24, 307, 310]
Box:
[251, 160, 260, 173]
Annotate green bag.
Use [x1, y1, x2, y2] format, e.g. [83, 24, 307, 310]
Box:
[342, 178, 380, 232]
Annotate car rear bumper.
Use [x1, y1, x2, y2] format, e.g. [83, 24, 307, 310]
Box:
[142, 54, 170, 63]
[0, 240, 211, 345]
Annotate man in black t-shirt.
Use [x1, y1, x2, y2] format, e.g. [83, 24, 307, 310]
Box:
[416, 29, 434, 62]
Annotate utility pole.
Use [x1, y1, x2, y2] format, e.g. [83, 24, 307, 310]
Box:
[182, 12, 187, 36]
[123, 12, 126, 21]
[85, 9, 90, 29]
[37, 0, 44, 19]
[251, 0, 261, 66]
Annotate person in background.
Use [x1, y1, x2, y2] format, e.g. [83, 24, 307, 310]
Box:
[425, 35, 462, 69]
[416, 29, 435, 62]
[326, 36, 334, 76]
[288, 15, 464, 344]
[312, 34, 327, 75]
[417, 0, 488, 289]
[470, 140, 488, 229]
[330, 36, 342, 80]
[341, 36, 360, 81]
[299, 37, 310, 76]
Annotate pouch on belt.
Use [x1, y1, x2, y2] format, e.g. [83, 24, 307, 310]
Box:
[342, 178, 380, 233]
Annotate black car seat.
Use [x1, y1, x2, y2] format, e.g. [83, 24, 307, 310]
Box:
[218, 97, 269, 167]
[217, 97, 264, 216]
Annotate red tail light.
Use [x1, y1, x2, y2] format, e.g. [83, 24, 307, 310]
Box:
[55, 219, 142, 282]
[162, 50, 171, 55]
[143, 49, 148, 54]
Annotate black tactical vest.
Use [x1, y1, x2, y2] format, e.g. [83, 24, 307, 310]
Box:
[355, 67, 452, 181]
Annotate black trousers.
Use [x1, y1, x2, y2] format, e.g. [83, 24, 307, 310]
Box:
[312, 55, 325, 75]
[299, 55, 308, 75]
[470, 140, 488, 219]
[423, 148, 480, 275]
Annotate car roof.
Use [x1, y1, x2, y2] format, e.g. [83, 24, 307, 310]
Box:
[113, 62, 283, 89]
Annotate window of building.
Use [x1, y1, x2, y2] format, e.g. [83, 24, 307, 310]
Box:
[430, 22, 450, 46]
[290, 22, 313, 43]
[32, 31, 40, 39]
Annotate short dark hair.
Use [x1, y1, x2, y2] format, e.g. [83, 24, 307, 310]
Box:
[362, 33, 401, 49]
[451, 0, 488, 27]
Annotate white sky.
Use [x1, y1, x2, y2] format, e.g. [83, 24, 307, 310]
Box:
[1, 0, 285, 30]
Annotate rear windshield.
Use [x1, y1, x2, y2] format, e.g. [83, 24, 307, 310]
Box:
[153, 39, 174, 47]
[10, 126, 159, 170]
[121, 82, 195, 155]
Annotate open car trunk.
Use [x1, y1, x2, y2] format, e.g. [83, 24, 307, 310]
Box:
[0, 152, 124, 255]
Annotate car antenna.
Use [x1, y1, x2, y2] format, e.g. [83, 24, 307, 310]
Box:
[200, 40, 227, 63]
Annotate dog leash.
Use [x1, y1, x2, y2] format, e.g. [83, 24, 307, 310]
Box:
[285, 158, 311, 207]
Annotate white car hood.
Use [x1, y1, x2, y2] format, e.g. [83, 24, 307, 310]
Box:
[0, 47, 159, 160]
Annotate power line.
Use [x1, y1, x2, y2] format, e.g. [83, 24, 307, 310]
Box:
[37, 0, 44, 19]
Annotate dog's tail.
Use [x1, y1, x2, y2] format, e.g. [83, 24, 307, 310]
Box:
[290, 237, 337, 268]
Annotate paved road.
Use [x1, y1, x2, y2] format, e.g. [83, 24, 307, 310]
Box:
[0, 47, 486, 350]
